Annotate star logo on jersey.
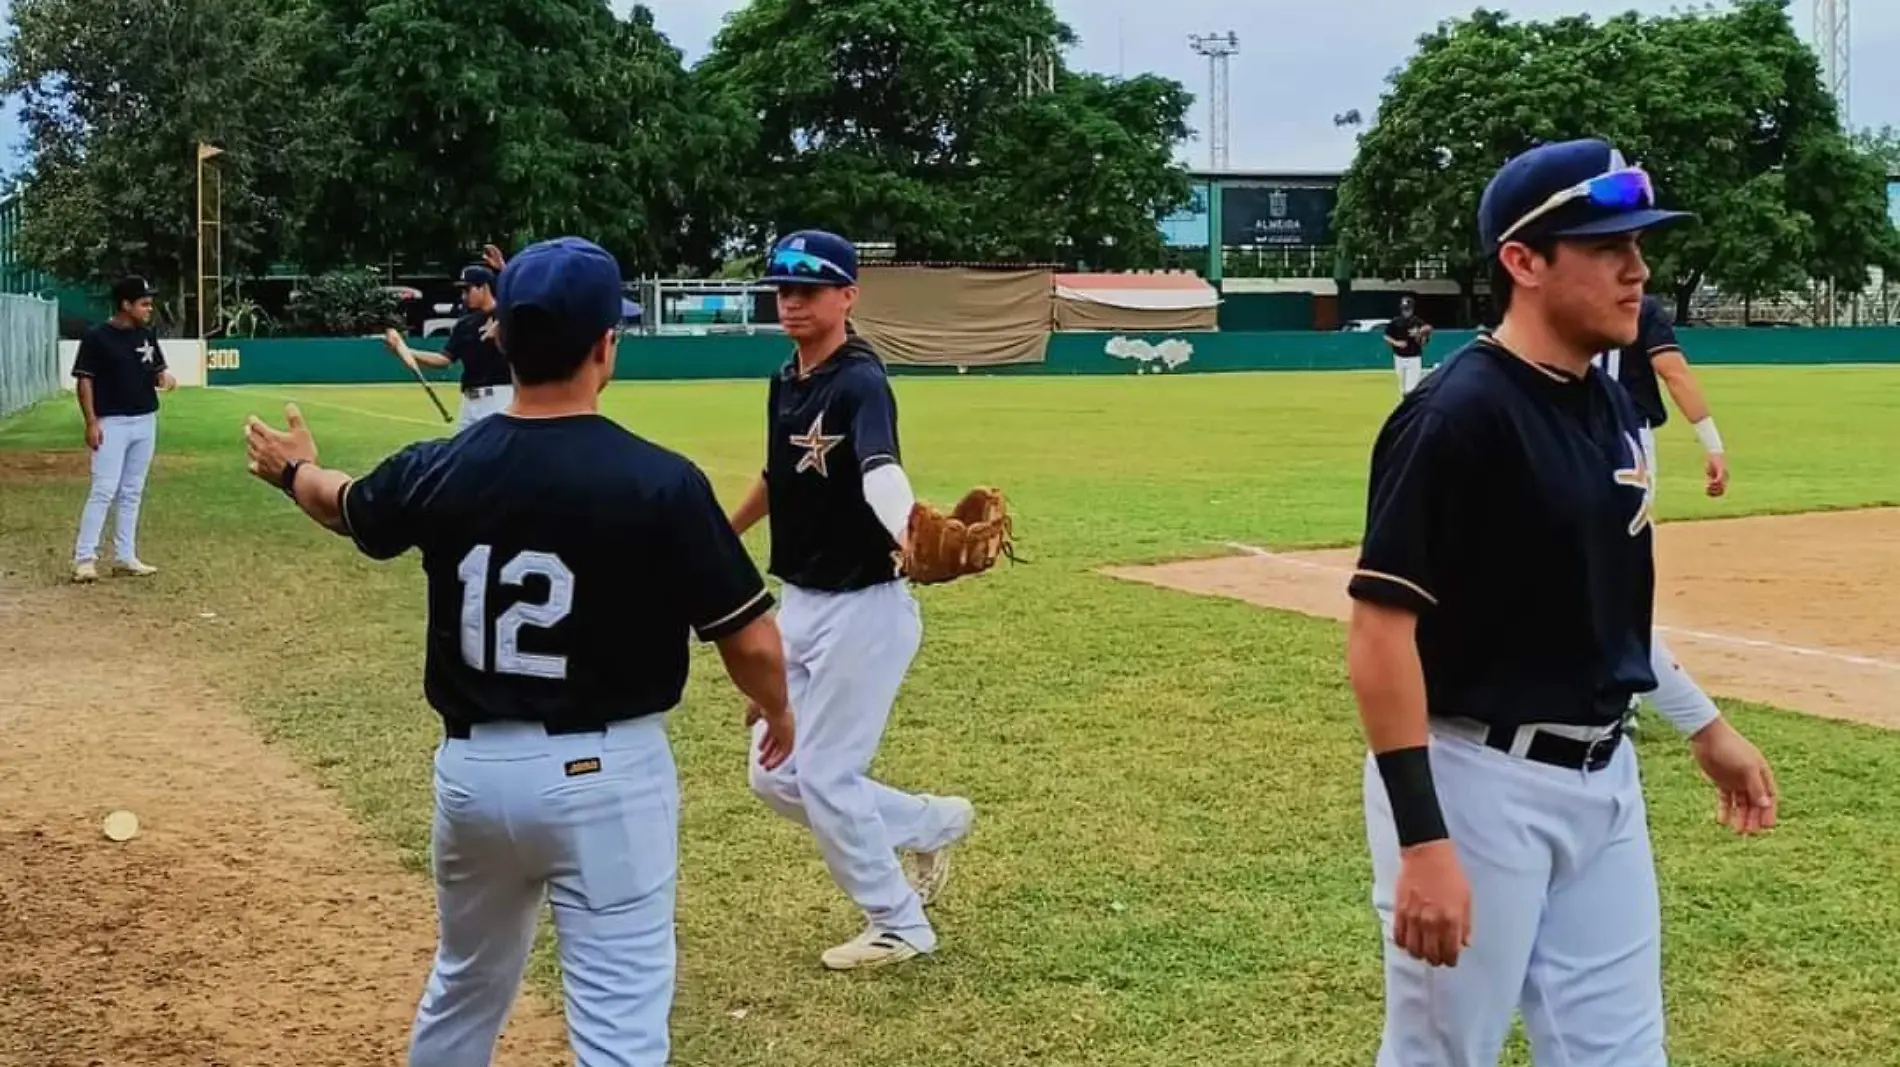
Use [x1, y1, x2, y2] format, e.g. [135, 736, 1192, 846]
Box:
[136, 340, 155, 365]
[789, 411, 846, 477]
[1613, 432, 1654, 537]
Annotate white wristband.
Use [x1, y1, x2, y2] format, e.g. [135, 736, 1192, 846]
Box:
[1691, 416, 1723, 455]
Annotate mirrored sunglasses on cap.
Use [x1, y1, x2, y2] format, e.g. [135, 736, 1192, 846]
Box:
[768, 248, 853, 284]
[1496, 166, 1655, 246]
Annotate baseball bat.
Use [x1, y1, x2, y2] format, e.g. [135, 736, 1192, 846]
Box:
[408, 361, 453, 424]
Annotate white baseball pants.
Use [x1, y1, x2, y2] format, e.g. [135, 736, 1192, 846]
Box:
[409, 716, 678, 1067]
[1395, 356, 1425, 395]
[457, 385, 514, 431]
[1364, 723, 1666, 1067]
[73, 412, 158, 565]
[750, 579, 963, 953]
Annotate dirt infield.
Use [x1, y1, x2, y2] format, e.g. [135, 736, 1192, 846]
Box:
[0, 580, 571, 1066]
[1107, 508, 1900, 731]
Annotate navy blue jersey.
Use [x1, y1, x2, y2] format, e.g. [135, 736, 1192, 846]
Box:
[341, 413, 773, 734]
[443, 310, 511, 390]
[1384, 313, 1427, 358]
[1348, 337, 1658, 728]
[1592, 295, 1676, 428]
[71, 322, 167, 417]
[763, 338, 903, 592]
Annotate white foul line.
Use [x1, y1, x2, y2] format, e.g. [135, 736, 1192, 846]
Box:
[215, 387, 450, 429]
[1221, 541, 1900, 674]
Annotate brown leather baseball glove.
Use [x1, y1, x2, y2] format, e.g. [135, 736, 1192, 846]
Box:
[903, 486, 1016, 584]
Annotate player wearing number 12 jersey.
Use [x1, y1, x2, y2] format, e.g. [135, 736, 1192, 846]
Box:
[242, 236, 795, 1067]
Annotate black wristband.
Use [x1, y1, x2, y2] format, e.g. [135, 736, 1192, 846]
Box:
[1375, 745, 1449, 847]
[279, 459, 303, 499]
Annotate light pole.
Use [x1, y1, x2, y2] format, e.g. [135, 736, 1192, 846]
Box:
[195, 142, 223, 340]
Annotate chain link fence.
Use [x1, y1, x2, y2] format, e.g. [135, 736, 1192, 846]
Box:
[0, 293, 59, 419]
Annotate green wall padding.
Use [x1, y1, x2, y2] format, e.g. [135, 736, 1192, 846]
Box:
[203, 327, 1900, 385]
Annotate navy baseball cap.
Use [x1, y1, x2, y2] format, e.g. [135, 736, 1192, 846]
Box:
[494, 237, 623, 353]
[760, 230, 858, 287]
[111, 275, 156, 304]
[455, 264, 496, 289]
[1479, 139, 1693, 251]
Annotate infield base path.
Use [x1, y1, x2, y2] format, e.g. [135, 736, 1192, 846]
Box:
[1106, 508, 1900, 731]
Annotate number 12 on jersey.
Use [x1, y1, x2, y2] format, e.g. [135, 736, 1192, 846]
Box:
[457, 544, 575, 679]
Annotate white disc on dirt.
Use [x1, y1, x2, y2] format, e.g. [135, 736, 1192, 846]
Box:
[103, 809, 140, 842]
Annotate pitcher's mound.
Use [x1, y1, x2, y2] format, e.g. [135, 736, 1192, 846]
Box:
[1106, 508, 1900, 731]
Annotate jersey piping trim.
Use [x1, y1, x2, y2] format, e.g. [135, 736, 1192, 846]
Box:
[338, 478, 365, 546]
[1646, 344, 1683, 355]
[697, 587, 771, 636]
[1351, 569, 1438, 606]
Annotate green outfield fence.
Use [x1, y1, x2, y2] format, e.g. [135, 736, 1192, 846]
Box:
[196, 326, 1900, 386]
[0, 293, 59, 417]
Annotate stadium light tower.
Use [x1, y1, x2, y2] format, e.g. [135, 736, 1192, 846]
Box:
[1189, 32, 1239, 171]
[1816, 0, 1850, 125]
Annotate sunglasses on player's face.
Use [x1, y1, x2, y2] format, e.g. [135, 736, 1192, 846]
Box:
[1496, 167, 1655, 246]
[769, 248, 853, 285]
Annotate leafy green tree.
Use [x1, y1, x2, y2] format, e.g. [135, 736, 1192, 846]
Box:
[1333, 0, 1897, 321]
[298, 0, 745, 276]
[699, 0, 1193, 265]
[0, 0, 330, 310]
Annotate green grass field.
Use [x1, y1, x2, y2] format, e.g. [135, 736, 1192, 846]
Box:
[3, 366, 1899, 1066]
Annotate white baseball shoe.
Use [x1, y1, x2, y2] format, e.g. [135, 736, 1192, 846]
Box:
[113, 559, 157, 577]
[909, 796, 975, 908]
[72, 561, 97, 583]
[820, 928, 921, 972]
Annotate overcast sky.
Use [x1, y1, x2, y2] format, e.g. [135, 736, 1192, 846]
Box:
[0, 0, 1890, 174]
[633, 0, 1898, 172]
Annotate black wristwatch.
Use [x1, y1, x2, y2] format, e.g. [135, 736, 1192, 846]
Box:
[279, 459, 304, 499]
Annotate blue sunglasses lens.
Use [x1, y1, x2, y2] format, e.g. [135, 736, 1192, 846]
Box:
[770, 249, 846, 281]
[1585, 170, 1653, 210]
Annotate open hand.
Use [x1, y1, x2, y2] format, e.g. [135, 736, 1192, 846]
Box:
[1690, 718, 1777, 834]
[157, 371, 177, 392]
[1394, 839, 1472, 966]
[482, 243, 506, 273]
[244, 403, 319, 486]
[1705, 453, 1729, 498]
[746, 700, 795, 771]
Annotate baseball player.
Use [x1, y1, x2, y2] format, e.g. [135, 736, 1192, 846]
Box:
[727, 229, 976, 971]
[1594, 293, 1732, 738]
[1344, 139, 1778, 1067]
[383, 262, 512, 430]
[70, 275, 176, 582]
[243, 236, 796, 1067]
[1383, 296, 1433, 395]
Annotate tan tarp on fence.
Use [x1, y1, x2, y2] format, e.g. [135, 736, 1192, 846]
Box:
[1052, 272, 1220, 332]
[1053, 299, 1218, 332]
[851, 265, 1052, 367]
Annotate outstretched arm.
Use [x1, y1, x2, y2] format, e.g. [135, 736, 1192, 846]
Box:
[244, 404, 352, 532]
[384, 327, 452, 369]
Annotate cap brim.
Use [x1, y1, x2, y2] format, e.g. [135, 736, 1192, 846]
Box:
[1547, 208, 1695, 238]
[757, 274, 854, 288]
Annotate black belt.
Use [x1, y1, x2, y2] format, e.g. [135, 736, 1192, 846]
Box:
[1435, 712, 1629, 772]
[1483, 721, 1626, 772]
[444, 718, 627, 740]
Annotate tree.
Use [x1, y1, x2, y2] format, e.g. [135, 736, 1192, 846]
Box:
[296, 0, 745, 276]
[1333, 0, 1897, 321]
[698, 0, 1193, 265]
[0, 0, 331, 320]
